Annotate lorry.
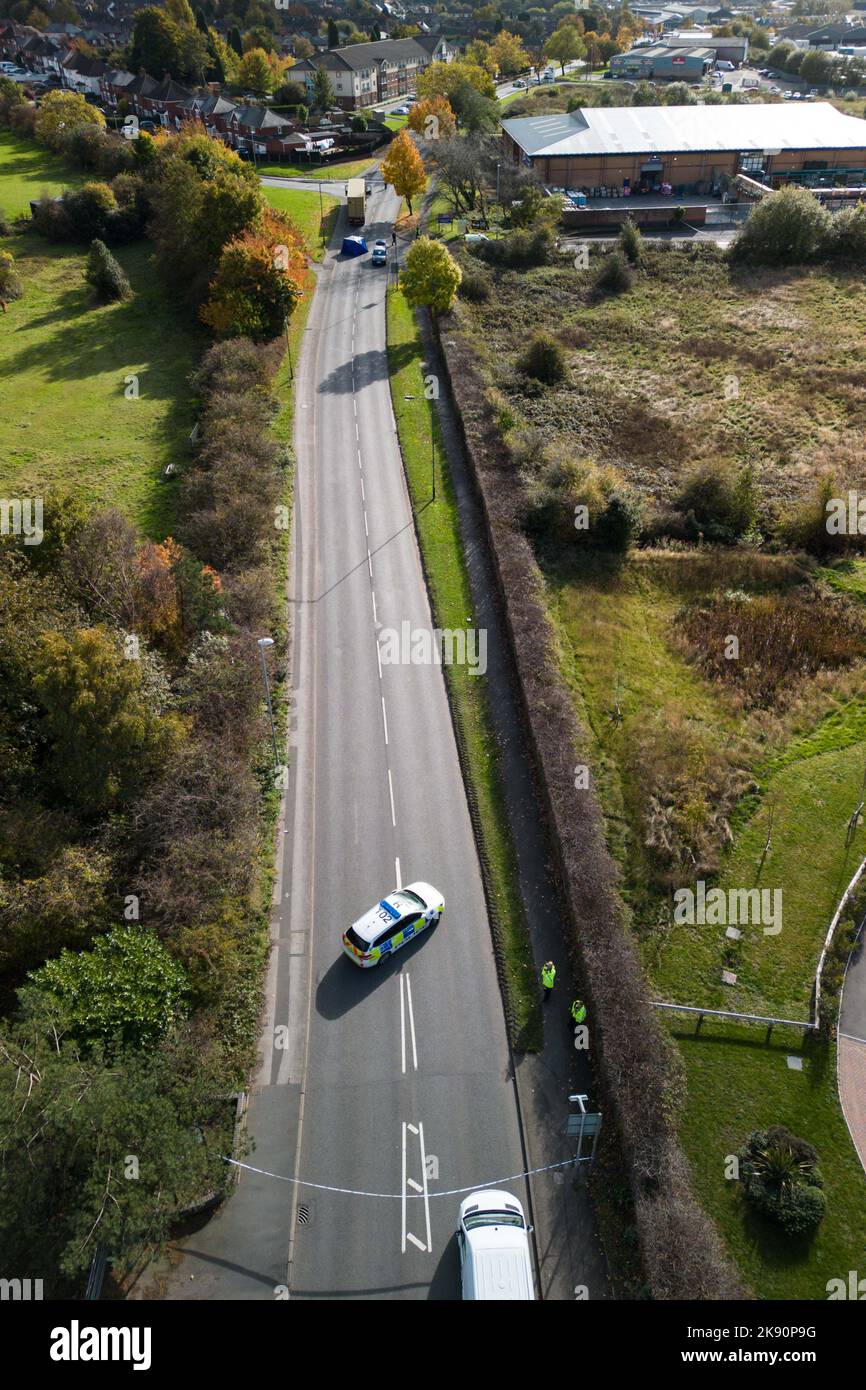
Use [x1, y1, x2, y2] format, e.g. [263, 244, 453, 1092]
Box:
[346, 178, 366, 226]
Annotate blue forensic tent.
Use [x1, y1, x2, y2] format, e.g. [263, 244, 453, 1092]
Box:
[341, 236, 367, 256]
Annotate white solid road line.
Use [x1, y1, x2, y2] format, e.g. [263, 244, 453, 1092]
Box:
[401, 1121, 407, 1253]
[399, 972, 418, 1075]
[401, 1121, 432, 1253]
[395, 856, 402, 889]
[381, 694, 389, 746]
[418, 1122, 433, 1254]
[406, 973, 418, 1071]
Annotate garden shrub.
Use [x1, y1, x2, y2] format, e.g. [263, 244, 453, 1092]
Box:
[595, 248, 632, 295]
[738, 1126, 826, 1236]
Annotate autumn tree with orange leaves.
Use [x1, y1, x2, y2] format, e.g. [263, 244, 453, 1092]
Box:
[381, 128, 427, 215]
[407, 96, 456, 144]
[201, 208, 307, 340]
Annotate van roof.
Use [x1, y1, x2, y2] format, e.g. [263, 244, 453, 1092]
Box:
[471, 1239, 534, 1300]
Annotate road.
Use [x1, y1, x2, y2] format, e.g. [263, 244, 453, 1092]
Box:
[285, 184, 528, 1300]
[135, 182, 531, 1302]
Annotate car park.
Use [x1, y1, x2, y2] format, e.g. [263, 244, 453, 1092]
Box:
[457, 1190, 535, 1301]
[342, 882, 444, 967]
[371, 238, 387, 265]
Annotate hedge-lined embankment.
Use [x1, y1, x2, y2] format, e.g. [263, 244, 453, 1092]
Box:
[432, 314, 743, 1300]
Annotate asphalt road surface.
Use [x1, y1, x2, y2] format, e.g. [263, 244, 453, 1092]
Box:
[285, 185, 528, 1300]
[134, 184, 529, 1306]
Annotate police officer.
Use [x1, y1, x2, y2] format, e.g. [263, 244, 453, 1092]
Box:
[571, 998, 586, 1025]
[391, 229, 397, 247]
[541, 960, 556, 1001]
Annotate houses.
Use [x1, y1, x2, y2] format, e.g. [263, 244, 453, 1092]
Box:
[292, 35, 454, 110]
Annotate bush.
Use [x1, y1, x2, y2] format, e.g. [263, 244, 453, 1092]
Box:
[84, 239, 132, 302]
[0, 248, 22, 306]
[596, 488, 642, 552]
[618, 216, 642, 265]
[518, 331, 566, 385]
[674, 460, 758, 542]
[730, 186, 831, 266]
[823, 202, 866, 264]
[476, 225, 553, 269]
[595, 248, 632, 295]
[780, 471, 860, 556]
[457, 262, 491, 302]
[738, 1126, 826, 1236]
[350, 113, 368, 132]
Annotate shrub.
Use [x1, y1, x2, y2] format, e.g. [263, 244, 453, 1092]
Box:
[596, 488, 642, 552]
[31, 193, 72, 241]
[457, 263, 491, 302]
[823, 202, 866, 264]
[618, 216, 642, 265]
[730, 185, 831, 265]
[63, 181, 118, 242]
[350, 113, 368, 132]
[674, 460, 758, 543]
[594, 248, 632, 295]
[780, 471, 861, 556]
[476, 225, 553, 268]
[518, 331, 566, 385]
[84, 239, 132, 302]
[0, 248, 23, 306]
[738, 1127, 826, 1236]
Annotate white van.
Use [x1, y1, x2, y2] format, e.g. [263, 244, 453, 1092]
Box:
[457, 1189, 535, 1300]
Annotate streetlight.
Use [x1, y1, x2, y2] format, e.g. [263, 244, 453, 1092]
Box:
[257, 637, 279, 769]
[404, 395, 435, 501]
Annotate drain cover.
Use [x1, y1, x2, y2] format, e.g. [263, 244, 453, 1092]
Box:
[297, 1204, 310, 1225]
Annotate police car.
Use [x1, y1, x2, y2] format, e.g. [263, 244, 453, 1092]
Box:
[342, 882, 444, 967]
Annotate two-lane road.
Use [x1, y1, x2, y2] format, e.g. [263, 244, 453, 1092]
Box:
[286, 186, 528, 1299]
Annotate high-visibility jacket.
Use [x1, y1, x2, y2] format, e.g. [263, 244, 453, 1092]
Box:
[542, 964, 556, 989]
[572, 999, 586, 1024]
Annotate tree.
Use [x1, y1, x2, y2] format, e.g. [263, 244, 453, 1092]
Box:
[544, 26, 586, 75]
[407, 95, 456, 143]
[0, 1029, 226, 1283]
[84, 239, 132, 302]
[128, 6, 185, 81]
[293, 36, 314, 60]
[229, 23, 243, 56]
[0, 75, 24, 119]
[311, 65, 335, 112]
[490, 30, 529, 77]
[32, 627, 181, 815]
[21, 927, 187, 1052]
[400, 238, 461, 314]
[800, 49, 832, 85]
[465, 39, 496, 75]
[381, 128, 427, 214]
[327, 16, 339, 48]
[34, 90, 105, 150]
[431, 133, 496, 219]
[416, 60, 497, 105]
[237, 45, 272, 96]
[201, 209, 307, 339]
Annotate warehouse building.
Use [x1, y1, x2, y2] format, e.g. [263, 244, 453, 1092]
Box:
[609, 44, 715, 80]
[501, 102, 866, 196]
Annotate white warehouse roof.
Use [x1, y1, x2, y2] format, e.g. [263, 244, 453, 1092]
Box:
[502, 103, 866, 159]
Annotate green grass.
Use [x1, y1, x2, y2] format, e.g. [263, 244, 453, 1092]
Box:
[671, 1018, 866, 1299]
[260, 184, 340, 260]
[257, 155, 376, 180]
[383, 114, 408, 131]
[386, 286, 540, 1047]
[0, 129, 84, 221]
[0, 233, 201, 537]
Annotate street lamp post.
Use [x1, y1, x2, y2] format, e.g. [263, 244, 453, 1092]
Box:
[257, 637, 279, 769]
[404, 395, 435, 501]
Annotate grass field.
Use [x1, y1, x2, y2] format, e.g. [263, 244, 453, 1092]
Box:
[260, 183, 340, 259]
[386, 286, 539, 1046]
[453, 242, 866, 1293]
[0, 129, 84, 221]
[0, 232, 201, 536]
[257, 155, 376, 180]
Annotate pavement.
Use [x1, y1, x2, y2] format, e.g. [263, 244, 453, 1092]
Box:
[133, 184, 531, 1301]
[838, 922, 866, 1176]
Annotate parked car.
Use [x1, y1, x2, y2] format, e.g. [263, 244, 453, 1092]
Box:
[393, 104, 410, 114]
[371, 238, 387, 266]
[769, 85, 781, 94]
[513, 78, 526, 88]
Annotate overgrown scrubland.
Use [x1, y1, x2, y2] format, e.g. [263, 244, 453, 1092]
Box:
[447, 229, 866, 1295]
